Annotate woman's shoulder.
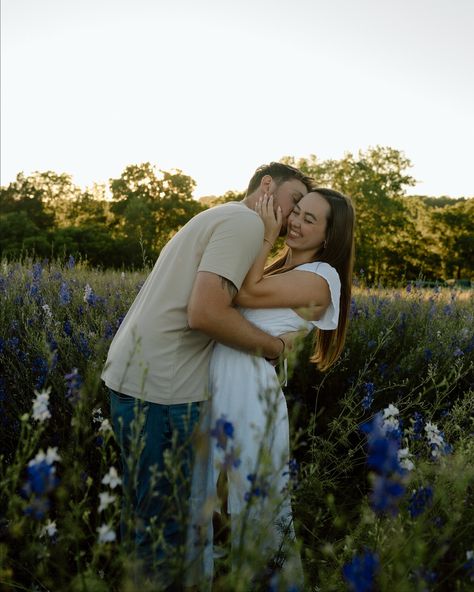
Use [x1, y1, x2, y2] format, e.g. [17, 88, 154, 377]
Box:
[295, 261, 339, 281]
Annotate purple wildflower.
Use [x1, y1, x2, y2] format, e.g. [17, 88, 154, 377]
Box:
[210, 416, 234, 450]
[362, 382, 375, 410]
[59, 282, 71, 306]
[408, 486, 433, 518]
[343, 548, 379, 592]
[65, 368, 83, 405]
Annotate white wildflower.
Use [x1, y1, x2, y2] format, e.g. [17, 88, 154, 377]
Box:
[99, 418, 112, 433]
[467, 550, 474, 560]
[121, 272, 125, 280]
[98, 491, 116, 513]
[398, 447, 415, 471]
[382, 404, 400, 431]
[102, 466, 122, 489]
[425, 421, 446, 458]
[83, 283, 93, 302]
[40, 519, 57, 538]
[28, 447, 61, 467]
[92, 407, 104, 424]
[425, 421, 444, 447]
[97, 523, 116, 544]
[42, 304, 53, 319]
[32, 386, 52, 423]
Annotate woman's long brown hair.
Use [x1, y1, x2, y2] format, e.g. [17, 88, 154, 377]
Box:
[265, 188, 355, 371]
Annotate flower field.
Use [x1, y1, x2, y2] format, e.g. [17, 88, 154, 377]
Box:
[0, 258, 473, 591]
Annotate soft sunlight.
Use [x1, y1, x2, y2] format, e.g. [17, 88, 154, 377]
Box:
[1, 0, 473, 198]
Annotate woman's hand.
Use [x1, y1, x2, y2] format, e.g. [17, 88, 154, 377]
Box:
[255, 194, 282, 247]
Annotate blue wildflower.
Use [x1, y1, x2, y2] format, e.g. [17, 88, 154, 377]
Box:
[410, 412, 424, 440]
[361, 382, 375, 411]
[32, 262, 43, 282]
[361, 413, 405, 515]
[453, 347, 464, 357]
[32, 356, 49, 390]
[22, 448, 60, 520]
[371, 475, 405, 515]
[65, 368, 83, 405]
[424, 349, 432, 362]
[76, 332, 92, 358]
[63, 319, 73, 337]
[361, 414, 401, 475]
[210, 415, 234, 450]
[286, 458, 299, 479]
[408, 486, 433, 518]
[222, 447, 241, 470]
[342, 548, 379, 592]
[245, 473, 269, 501]
[59, 282, 71, 306]
[67, 255, 75, 269]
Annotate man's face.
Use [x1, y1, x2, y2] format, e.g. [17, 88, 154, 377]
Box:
[271, 179, 308, 234]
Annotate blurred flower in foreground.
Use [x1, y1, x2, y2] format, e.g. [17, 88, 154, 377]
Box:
[98, 491, 116, 513]
[32, 386, 52, 423]
[97, 524, 116, 544]
[210, 415, 234, 450]
[23, 448, 61, 519]
[361, 413, 405, 515]
[102, 466, 122, 489]
[343, 548, 379, 592]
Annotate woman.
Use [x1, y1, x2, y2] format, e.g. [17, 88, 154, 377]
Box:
[187, 189, 355, 588]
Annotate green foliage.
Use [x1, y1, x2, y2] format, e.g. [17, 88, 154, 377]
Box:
[109, 162, 206, 259]
[1, 152, 473, 282]
[0, 260, 473, 590]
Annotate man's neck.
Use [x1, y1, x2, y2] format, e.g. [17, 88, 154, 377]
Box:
[242, 192, 259, 210]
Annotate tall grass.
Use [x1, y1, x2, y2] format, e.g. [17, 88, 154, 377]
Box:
[0, 258, 472, 591]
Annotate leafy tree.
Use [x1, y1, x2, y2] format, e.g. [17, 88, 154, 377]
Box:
[282, 147, 417, 282]
[430, 198, 474, 280]
[109, 163, 206, 260]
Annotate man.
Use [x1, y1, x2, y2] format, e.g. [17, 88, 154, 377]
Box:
[101, 162, 312, 584]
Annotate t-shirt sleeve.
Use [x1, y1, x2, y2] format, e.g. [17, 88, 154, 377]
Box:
[295, 261, 341, 330]
[198, 210, 264, 290]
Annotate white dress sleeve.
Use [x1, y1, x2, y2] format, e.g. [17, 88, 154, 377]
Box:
[293, 261, 341, 330]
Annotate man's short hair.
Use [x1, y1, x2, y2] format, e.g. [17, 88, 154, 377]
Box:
[245, 162, 313, 196]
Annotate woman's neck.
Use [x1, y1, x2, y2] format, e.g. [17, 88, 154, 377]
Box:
[285, 249, 316, 268]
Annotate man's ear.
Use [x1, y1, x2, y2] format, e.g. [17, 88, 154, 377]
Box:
[260, 174, 272, 195]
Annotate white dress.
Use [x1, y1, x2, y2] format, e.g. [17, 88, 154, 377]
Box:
[186, 262, 340, 588]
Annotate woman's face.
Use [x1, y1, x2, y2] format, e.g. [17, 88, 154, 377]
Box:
[285, 192, 330, 254]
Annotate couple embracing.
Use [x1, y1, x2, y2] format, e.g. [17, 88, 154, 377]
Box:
[101, 162, 355, 590]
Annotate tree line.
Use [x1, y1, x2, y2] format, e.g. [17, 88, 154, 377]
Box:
[1, 147, 472, 284]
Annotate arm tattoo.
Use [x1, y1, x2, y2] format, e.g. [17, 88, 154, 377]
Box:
[220, 276, 238, 300]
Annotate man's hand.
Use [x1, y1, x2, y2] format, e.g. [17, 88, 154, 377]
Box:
[280, 330, 308, 354]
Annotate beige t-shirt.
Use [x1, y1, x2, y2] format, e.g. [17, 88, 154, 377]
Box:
[101, 202, 264, 404]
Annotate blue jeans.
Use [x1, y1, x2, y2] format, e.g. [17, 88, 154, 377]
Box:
[109, 389, 200, 580]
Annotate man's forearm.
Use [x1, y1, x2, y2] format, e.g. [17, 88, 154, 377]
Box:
[188, 305, 283, 359]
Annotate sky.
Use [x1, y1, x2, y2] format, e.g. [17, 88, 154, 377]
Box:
[1, 0, 473, 199]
